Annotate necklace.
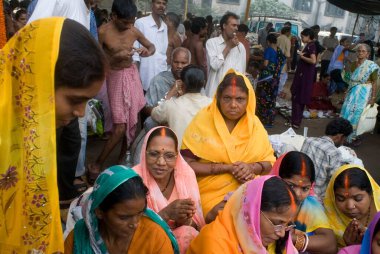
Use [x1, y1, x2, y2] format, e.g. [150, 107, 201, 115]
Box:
[365, 204, 371, 227]
[160, 171, 173, 193]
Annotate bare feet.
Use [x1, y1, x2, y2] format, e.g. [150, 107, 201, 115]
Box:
[86, 163, 102, 185]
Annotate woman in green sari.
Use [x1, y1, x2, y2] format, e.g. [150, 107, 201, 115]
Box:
[341, 43, 379, 146]
[64, 165, 179, 254]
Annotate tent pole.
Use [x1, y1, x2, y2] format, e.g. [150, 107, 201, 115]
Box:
[352, 13, 359, 38]
[244, 0, 251, 23]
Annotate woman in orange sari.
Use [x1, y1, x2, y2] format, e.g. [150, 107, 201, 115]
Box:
[0, 18, 106, 253]
[181, 69, 276, 222]
[133, 126, 205, 254]
[187, 176, 298, 254]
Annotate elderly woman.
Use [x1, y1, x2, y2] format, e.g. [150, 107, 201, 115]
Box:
[271, 152, 337, 253]
[0, 18, 106, 252]
[133, 127, 205, 254]
[181, 69, 276, 223]
[324, 165, 380, 249]
[64, 166, 178, 253]
[340, 43, 379, 146]
[187, 176, 298, 254]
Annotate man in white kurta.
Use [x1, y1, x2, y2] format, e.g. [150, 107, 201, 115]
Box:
[133, 0, 168, 91]
[205, 12, 246, 97]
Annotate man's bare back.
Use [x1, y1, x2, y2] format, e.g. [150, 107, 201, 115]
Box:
[99, 21, 154, 70]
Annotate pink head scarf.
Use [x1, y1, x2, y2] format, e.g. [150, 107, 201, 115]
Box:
[133, 126, 205, 228]
[228, 175, 297, 253]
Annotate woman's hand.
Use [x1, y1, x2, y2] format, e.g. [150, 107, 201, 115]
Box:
[343, 219, 365, 246]
[232, 161, 254, 183]
[162, 198, 196, 226]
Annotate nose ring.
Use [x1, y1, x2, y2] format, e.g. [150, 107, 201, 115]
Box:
[128, 224, 135, 229]
[353, 205, 356, 208]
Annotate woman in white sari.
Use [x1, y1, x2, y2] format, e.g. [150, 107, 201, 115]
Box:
[340, 43, 379, 146]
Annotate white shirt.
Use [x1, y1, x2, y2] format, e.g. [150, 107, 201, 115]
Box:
[205, 35, 246, 97]
[28, 0, 90, 29]
[133, 15, 168, 91]
[151, 93, 211, 145]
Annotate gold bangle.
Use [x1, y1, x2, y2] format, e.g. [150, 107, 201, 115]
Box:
[294, 233, 306, 251]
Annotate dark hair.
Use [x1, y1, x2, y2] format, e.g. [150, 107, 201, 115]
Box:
[55, 19, 106, 89]
[333, 167, 372, 195]
[279, 151, 315, 183]
[183, 20, 191, 31]
[262, 177, 297, 254]
[220, 12, 239, 31]
[181, 65, 205, 93]
[373, 218, 380, 240]
[19, 0, 30, 9]
[281, 26, 291, 34]
[320, 73, 330, 79]
[284, 21, 291, 27]
[330, 26, 337, 31]
[15, 8, 27, 20]
[266, 33, 277, 44]
[340, 37, 348, 44]
[325, 117, 353, 137]
[205, 15, 213, 23]
[301, 28, 315, 40]
[94, 9, 108, 27]
[238, 24, 249, 34]
[216, 73, 248, 102]
[261, 177, 297, 211]
[166, 12, 180, 29]
[147, 127, 179, 152]
[112, 0, 137, 19]
[190, 17, 206, 34]
[311, 25, 320, 31]
[99, 176, 148, 212]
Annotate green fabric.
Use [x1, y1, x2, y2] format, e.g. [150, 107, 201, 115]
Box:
[73, 165, 179, 254]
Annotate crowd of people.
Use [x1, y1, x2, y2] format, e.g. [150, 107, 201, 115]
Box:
[1, 0, 380, 253]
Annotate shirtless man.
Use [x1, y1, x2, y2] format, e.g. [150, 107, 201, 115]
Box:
[88, 0, 155, 182]
[187, 17, 207, 73]
[165, 12, 182, 67]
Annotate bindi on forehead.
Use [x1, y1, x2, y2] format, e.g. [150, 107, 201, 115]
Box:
[344, 174, 350, 197]
[231, 77, 237, 97]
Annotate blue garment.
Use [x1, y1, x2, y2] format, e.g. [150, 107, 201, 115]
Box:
[327, 45, 348, 74]
[89, 10, 98, 41]
[27, 0, 38, 19]
[264, 47, 278, 64]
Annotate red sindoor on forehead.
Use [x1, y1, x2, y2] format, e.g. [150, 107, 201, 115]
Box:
[344, 173, 350, 196]
[160, 127, 167, 137]
[300, 159, 307, 178]
[231, 76, 237, 96]
[287, 188, 297, 213]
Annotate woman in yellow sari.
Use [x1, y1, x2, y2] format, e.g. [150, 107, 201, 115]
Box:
[0, 18, 106, 253]
[181, 69, 275, 222]
[324, 165, 380, 249]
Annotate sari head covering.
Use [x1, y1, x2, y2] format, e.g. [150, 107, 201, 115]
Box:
[182, 69, 275, 215]
[133, 126, 205, 228]
[360, 211, 380, 254]
[270, 153, 331, 234]
[187, 176, 297, 254]
[73, 165, 179, 254]
[0, 18, 65, 253]
[324, 164, 380, 247]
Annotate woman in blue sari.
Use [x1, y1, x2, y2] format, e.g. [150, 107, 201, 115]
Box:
[341, 43, 379, 146]
[256, 33, 286, 128]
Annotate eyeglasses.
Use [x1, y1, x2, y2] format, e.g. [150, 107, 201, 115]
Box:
[146, 151, 177, 163]
[357, 50, 367, 53]
[260, 211, 296, 232]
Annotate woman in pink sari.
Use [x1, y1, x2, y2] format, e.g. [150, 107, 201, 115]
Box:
[133, 126, 205, 254]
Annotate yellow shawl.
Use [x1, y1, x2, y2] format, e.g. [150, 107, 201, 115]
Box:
[0, 18, 64, 253]
[324, 164, 380, 248]
[182, 69, 275, 216]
